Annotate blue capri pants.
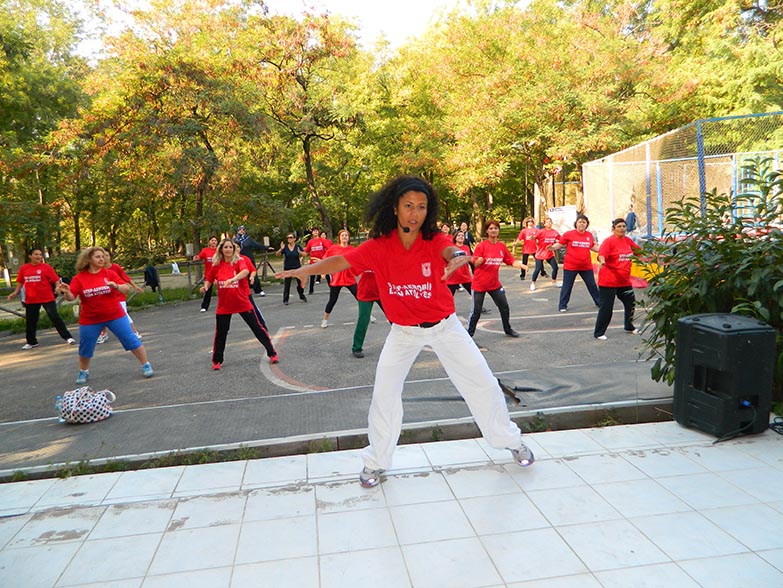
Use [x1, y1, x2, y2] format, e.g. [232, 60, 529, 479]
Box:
[79, 315, 141, 358]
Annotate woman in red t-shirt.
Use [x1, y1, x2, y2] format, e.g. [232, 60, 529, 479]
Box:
[200, 238, 278, 370]
[275, 176, 534, 488]
[351, 269, 384, 358]
[97, 251, 144, 344]
[318, 231, 334, 287]
[445, 230, 473, 295]
[530, 217, 560, 290]
[467, 220, 527, 338]
[7, 248, 75, 349]
[304, 227, 327, 294]
[548, 214, 600, 312]
[511, 217, 538, 280]
[593, 217, 642, 340]
[194, 236, 218, 312]
[320, 229, 357, 328]
[56, 247, 153, 385]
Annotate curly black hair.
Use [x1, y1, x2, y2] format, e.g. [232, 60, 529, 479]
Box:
[365, 175, 440, 240]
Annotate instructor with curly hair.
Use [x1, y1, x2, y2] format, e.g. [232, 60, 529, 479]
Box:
[276, 175, 535, 488]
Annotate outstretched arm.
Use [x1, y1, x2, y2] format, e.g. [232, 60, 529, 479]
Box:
[275, 255, 351, 287]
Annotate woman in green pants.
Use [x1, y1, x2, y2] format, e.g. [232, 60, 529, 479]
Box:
[351, 269, 384, 358]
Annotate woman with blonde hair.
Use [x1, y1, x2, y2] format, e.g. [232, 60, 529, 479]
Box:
[56, 247, 153, 384]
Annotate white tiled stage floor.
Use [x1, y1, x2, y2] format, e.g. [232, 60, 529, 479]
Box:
[1, 421, 783, 588]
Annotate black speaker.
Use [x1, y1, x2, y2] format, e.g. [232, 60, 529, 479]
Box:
[673, 313, 775, 438]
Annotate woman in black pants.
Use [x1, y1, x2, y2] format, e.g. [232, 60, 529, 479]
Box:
[7, 248, 75, 349]
[467, 220, 527, 338]
[593, 218, 641, 340]
[321, 229, 358, 328]
[277, 233, 307, 305]
[200, 238, 278, 370]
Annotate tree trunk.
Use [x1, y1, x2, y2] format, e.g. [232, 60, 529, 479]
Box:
[302, 137, 332, 237]
[470, 190, 483, 237]
[190, 184, 203, 259]
[73, 213, 81, 252]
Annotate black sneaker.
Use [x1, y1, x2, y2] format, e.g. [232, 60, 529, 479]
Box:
[352, 350, 364, 358]
[505, 329, 520, 338]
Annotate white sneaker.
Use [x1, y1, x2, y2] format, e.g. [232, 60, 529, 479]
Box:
[321, 319, 329, 328]
[510, 444, 535, 467]
[96, 333, 109, 344]
[370, 315, 377, 324]
[529, 282, 536, 291]
[595, 335, 608, 341]
[22, 343, 39, 350]
[554, 281, 561, 287]
[200, 308, 207, 313]
[66, 338, 76, 345]
[359, 466, 384, 488]
[136, 332, 143, 340]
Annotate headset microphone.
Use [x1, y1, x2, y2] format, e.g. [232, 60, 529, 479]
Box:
[402, 227, 410, 233]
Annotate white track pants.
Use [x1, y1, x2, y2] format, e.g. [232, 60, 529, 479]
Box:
[361, 314, 523, 471]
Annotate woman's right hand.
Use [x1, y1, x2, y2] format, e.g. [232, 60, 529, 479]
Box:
[275, 267, 307, 288]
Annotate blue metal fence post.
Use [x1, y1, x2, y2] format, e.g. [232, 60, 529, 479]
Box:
[696, 120, 707, 216]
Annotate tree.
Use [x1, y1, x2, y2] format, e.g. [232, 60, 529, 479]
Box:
[0, 0, 87, 252]
[243, 12, 363, 237]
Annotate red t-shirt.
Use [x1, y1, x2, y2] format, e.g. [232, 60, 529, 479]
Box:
[207, 258, 253, 314]
[197, 247, 216, 273]
[16, 263, 59, 304]
[325, 244, 357, 287]
[559, 230, 597, 271]
[69, 268, 126, 325]
[517, 228, 538, 255]
[344, 233, 455, 326]
[535, 229, 560, 260]
[305, 238, 328, 263]
[598, 236, 641, 287]
[108, 263, 133, 302]
[357, 269, 380, 302]
[472, 240, 515, 292]
[445, 244, 472, 286]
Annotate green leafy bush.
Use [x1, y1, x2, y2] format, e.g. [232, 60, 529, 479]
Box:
[640, 158, 783, 402]
[47, 252, 79, 281]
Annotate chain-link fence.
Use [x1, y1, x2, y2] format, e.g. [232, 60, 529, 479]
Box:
[582, 112, 783, 239]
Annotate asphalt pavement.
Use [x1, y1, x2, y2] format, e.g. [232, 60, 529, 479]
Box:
[0, 267, 671, 477]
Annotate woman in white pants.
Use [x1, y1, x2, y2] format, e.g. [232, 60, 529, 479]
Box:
[277, 175, 534, 487]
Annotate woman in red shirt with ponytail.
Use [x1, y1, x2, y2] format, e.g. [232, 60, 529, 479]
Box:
[200, 238, 278, 370]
